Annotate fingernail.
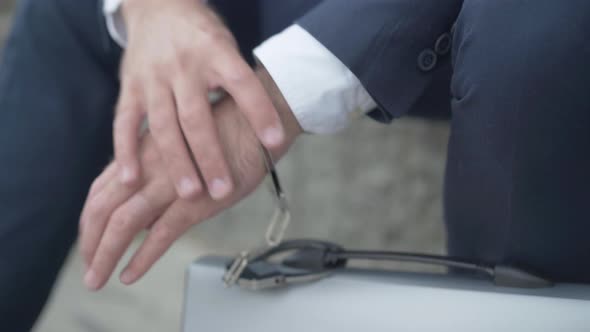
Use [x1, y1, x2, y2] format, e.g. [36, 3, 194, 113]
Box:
[209, 178, 231, 200]
[84, 269, 100, 291]
[178, 177, 198, 198]
[262, 126, 284, 147]
[120, 270, 135, 285]
[120, 167, 135, 184]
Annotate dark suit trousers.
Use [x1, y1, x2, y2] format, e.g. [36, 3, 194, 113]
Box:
[0, 0, 589, 330]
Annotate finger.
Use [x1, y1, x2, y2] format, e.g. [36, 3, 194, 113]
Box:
[147, 83, 202, 199]
[84, 180, 175, 290]
[88, 163, 118, 199]
[118, 201, 197, 284]
[215, 50, 284, 149]
[114, 92, 145, 185]
[174, 80, 233, 200]
[79, 178, 136, 269]
[80, 163, 119, 233]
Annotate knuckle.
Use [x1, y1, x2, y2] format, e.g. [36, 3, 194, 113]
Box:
[141, 144, 160, 164]
[147, 113, 169, 134]
[148, 67, 174, 89]
[89, 179, 101, 195]
[223, 65, 253, 86]
[178, 108, 202, 130]
[121, 76, 143, 96]
[156, 132, 179, 152]
[115, 100, 134, 115]
[149, 96, 172, 114]
[147, 122, 164, 137]
[175, 48, 195, 70]
[85, 201, 105, 223]
[152, 225, 174, 243]
[115, 99, 139, 119]
[114, 113, 134, 135]
[200, 29, 226, 46]
[151, 61, 172, 78]
[101, 237, 120, 257]
[110, 209, 134, 233]
[220, 31, 236, 44]
[168, 61, 185, 79]
[111, 194, 150, 232]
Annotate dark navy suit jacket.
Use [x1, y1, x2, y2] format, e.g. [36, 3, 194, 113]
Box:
[216, 0, 462, 121]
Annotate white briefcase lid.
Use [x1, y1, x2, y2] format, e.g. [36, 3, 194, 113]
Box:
[183, 256, 590, 332]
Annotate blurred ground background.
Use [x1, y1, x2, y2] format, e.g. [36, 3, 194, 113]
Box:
[1, 1, 450, 331]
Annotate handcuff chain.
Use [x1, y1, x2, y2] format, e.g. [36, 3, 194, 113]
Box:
[223, 144, 291, 287]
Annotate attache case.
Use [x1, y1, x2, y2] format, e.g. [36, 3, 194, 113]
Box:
[183, 256, 590, 332]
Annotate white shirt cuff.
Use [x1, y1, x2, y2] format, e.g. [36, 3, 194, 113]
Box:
[103, 0, 127, 47]
[254, 25, 377, 134]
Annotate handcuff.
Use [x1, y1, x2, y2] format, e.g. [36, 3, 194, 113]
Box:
[222, 143, 291, 288]
[223, 145, 553, 291]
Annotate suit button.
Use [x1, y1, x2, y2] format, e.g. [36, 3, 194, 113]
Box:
[435, 33, 452, 55]
[417, 49, 437, 72]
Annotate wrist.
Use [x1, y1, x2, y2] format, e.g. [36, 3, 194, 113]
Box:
[121, 0, 209, 29]
[119, 0, 148, 34]
[120, 0, 147, 24]
[254, 65, 303, 156]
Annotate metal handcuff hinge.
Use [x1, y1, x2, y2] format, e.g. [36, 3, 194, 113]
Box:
[222, 143, 293, 288]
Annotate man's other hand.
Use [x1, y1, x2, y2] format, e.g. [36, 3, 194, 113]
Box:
[113, 0, 285, 201]
[79, 68, 301, 291]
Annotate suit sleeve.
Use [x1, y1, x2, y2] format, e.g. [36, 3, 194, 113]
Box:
[297, 0, 463, 122]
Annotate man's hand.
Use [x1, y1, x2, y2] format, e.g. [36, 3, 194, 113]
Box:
[80, 68, 301, 290]
[114, 0, 285, 201]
